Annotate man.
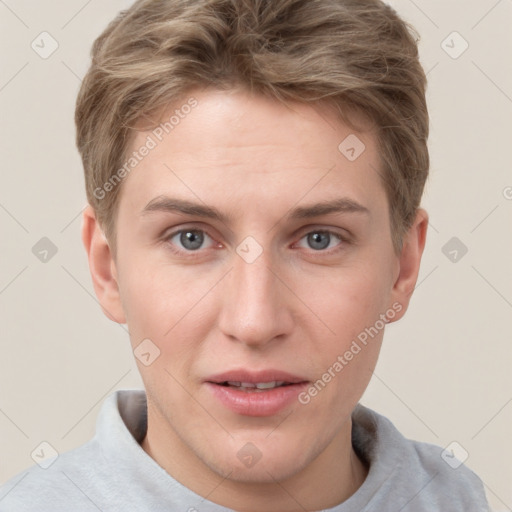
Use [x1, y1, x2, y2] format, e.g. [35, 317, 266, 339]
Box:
[0, 0, 490, 510]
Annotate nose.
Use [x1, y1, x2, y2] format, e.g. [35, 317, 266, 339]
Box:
[217, 249, 294, 348]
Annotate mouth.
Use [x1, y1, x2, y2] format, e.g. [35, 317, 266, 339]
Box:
[216, 380, 297, 392]
[205, 369, 309, 416]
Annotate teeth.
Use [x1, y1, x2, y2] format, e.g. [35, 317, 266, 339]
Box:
[255, 381, 285, 389]
[225, 381, 286, 390]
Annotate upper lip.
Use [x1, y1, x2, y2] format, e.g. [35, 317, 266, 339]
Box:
[205, 369, 309, 384]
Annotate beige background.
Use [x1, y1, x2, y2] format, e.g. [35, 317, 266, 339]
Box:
[0, 0, 511, 510]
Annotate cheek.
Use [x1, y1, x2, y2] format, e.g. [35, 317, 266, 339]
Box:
[118, 268, 170, 340]
[294, 258, 393, 395]
[118, 258, 219, 352]
[302, 263, 392, 340]
[299, 279, 387, 414]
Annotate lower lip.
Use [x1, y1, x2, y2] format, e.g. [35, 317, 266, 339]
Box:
[205, 382, 308, 417]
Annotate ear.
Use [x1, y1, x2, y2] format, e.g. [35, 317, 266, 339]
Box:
[388, 208, 429, 323]
[81, 205, 126, 324]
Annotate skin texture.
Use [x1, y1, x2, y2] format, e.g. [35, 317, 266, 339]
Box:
[82, 88, 428, 512]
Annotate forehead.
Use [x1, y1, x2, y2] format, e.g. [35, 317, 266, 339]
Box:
[121, 88, 386, 215]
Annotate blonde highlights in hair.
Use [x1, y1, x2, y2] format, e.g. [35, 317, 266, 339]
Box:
[75, 0, 429, 252]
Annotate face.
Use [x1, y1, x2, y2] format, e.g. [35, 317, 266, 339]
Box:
[84, 88, 426, 496]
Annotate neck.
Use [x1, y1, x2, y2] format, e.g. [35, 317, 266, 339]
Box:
[141, 412, 368, 512]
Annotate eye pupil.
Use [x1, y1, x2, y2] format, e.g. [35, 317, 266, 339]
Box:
[180, 230, 204, 250]
[307, 232, 330, 250]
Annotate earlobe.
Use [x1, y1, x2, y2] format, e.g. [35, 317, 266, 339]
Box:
[388, 208, 429, 322]
[81, 206, 126, 324]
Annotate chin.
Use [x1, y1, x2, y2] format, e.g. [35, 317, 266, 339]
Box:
[203, 442, 311, 484]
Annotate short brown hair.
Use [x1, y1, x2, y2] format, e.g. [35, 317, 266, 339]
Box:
[75, 0, 429, 253]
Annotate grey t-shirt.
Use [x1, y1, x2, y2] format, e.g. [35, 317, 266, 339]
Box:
[0, 390, 490, 511]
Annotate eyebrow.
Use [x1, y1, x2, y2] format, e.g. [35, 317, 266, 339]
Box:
[141, 196, 369, 222]
[142, 196, 229, 223]
[289, 198, 369, 219]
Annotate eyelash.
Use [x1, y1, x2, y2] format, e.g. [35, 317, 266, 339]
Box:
[162, 226, 349, 258]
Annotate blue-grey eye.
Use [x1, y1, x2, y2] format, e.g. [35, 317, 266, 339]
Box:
[297, 231, 342, 251]
[172, 230, 207, 250]
[308, 232, 331, 250]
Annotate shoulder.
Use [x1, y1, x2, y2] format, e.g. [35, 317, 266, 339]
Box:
[351, 404, 490, 511]
[0, 440, 105, 512]
[0, 390, 146, 512]
[408, 437, 489, 509]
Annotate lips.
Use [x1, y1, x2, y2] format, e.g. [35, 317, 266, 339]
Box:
[205, 369, 309, 416]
